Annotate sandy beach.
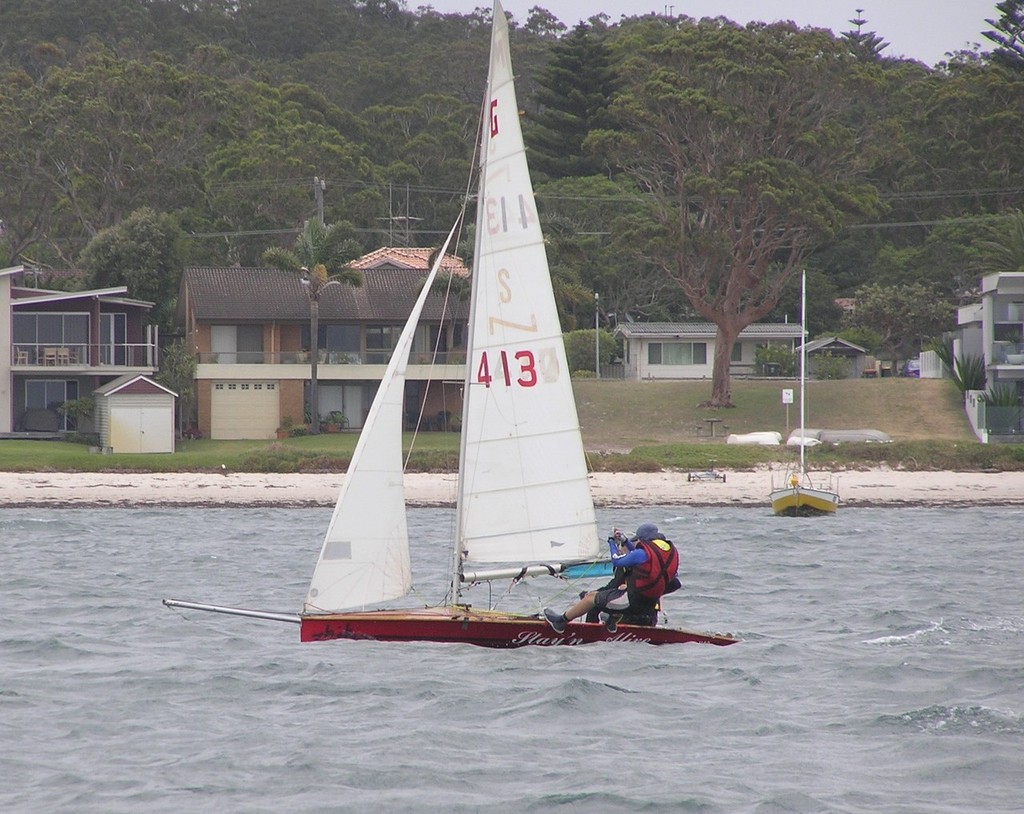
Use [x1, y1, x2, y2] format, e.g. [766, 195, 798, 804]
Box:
[2, 468, 1022, 509]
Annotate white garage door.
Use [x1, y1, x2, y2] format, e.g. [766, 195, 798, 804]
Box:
[211, 381, 280, 439]
[110, 406, 174, 453]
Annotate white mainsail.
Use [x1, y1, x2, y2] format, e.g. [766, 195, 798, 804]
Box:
[304, 222, 460, 612]
[455, 2, 601, 566]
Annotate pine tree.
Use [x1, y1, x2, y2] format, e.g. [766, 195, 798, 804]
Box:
[840, 9, 889, 60]
[984, 0, 1024, 71]
[526, 23, 617, 179]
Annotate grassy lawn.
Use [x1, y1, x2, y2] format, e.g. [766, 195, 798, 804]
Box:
[2, 377, 1022, 472]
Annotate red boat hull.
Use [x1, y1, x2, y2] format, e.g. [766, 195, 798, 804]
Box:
[300, 607, 738, 648]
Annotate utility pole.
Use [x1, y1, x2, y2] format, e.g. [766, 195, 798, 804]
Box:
[594, 292, 601, 379]
[314, 176, 325, 226]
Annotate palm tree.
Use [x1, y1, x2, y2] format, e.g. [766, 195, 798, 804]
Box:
[263, 220, 363, 434]
[979, 210, 1024, 274]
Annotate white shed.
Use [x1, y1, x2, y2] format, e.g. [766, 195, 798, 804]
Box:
[94, 374, 177, 454]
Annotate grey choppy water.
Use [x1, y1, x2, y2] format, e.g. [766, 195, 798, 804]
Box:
[2, 506, 1022, 813]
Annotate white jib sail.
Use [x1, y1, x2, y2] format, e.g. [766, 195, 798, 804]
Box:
[304, 221, 460, 613]
[455, 0, 600, 566]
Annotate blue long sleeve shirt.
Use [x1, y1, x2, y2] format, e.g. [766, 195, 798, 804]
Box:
[607, 537, 649, 568]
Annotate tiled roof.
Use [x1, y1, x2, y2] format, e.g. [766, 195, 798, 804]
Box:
[181, 265, 468, 322]
[350, 247, 468, 274]
[615, 321, 804, 338]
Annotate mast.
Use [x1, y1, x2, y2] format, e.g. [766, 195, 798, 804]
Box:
[450, 6, 497, 606]
[799, 270, 807, 477]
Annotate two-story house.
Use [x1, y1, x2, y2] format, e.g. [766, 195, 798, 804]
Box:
[957, 270, 1024, 440]
[1, 265, 160, 435]
[179, 249, 469, 440]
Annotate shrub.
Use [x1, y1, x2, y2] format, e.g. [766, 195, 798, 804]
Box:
[813, 353, 850, 380]
[754, 344, 797, 376]
[564, 329, 616, 374]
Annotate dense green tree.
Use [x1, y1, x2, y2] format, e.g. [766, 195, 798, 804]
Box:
[157, 339, 198, 437]
[844, 282, 955, 366]
[523, 7, 566, 38]
[526, 22, 616, 179]
[594, 19, 879, 407]
[767, 269, 844, 338]
[80, 207, 184, 331]
[19, 51, 222, 248]
[357, 94, 477, 242]
[536, 175, 687, 330]
[0, 74, 58, 266]
[2, 0, 1024, 314]
[202, 106, 380, 264]
[865, 216, 999, 303]
[884, 56, 1024, 223]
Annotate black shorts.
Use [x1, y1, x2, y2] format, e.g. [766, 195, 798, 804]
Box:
[593, 587, 632, 612]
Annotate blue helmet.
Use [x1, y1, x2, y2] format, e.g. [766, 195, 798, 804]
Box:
[632, 523, 659, 541]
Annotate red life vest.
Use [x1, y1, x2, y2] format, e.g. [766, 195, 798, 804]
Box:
[631, 538, 679, 599]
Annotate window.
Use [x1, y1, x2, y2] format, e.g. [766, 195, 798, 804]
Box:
[236, 325, 263, 363]
[366, 325, 398, 362]
[26, 379, 79, 430]
[648, 342, 707, 365]
[323, 325, 360, 352]
[366, 325, 398, 351]
[211, 324, 263, 363]
[100, 312, 127, 365]
[304, 324, 360, 352]
[731, 343, 743, 363]
[14, 312, 90, 345]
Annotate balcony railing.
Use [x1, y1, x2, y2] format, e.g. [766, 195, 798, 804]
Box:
[991, 341, 1024, 365]
[11, 343, 158, 368]
[196, 350, 467, 365]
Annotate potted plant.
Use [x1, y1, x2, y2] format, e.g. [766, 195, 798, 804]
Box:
[276, 415, 294, 439]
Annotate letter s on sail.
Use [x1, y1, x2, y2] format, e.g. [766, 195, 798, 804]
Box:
[498, 268, 511, 303]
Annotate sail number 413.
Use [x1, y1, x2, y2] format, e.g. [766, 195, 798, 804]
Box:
[476, 350, 537, 388]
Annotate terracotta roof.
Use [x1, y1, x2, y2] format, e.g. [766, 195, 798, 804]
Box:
[180, 266, 467, 323]
[350, 247, 468, 274]
[615, 322, 804, 338]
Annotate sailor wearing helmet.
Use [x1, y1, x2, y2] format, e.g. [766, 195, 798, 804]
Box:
[543, 523, 680, 634]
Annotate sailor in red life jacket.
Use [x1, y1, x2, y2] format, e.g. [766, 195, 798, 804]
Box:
[543, 523, 681, 634]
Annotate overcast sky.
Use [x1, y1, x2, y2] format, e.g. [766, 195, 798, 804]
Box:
[423, 1, 1002, 66]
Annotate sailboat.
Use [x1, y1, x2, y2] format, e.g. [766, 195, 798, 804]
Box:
[769, 271, 840, 516]
[165, 0, 737, 648]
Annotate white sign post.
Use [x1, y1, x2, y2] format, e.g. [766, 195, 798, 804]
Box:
[782, 388, 794, 439]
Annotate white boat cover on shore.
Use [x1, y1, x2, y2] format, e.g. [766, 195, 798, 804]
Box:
[788, 428, 893, 444]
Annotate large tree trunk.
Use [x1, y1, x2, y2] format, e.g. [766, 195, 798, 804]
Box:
[704, 322, 740, 408]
